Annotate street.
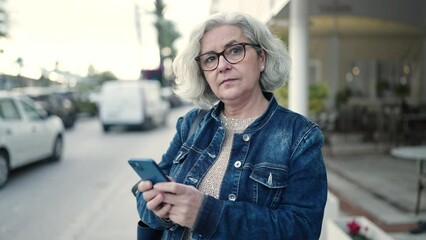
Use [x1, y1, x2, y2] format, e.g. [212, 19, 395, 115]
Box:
[0, 106, 192, 240]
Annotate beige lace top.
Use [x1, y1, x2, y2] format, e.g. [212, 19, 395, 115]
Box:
[183, 114, 257, 239]
[198, 113, 257, 198]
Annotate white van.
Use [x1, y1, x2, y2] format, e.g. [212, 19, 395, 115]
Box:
[99, 80, 170, 132]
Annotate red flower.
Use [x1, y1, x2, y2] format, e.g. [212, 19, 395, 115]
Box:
[347, 219, 361, 235]
[346, 219, 372, 240]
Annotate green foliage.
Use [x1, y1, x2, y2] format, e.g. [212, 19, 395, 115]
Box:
[309, 82, 329, 114]
[394, 83, 409, 98]
[0, 0, 8, 38]
[92, 71, 117, 85]
[74, 71, 117, 114]
[38, 74, 52, 86]
[274, 84, 289, 107]
[75, 101, 97, 116]
[151, 0, 180, 84]
[153, 0, 180, 57]
[159, 20, 180, 58]
[336, 88, 351, 107]
[376, 79, 390, 93]
[274, 82, 329, 115]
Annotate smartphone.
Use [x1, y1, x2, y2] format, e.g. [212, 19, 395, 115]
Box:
[128, 158, 170, 184]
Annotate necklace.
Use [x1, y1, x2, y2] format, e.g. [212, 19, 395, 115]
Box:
[220, 113, 257, 133]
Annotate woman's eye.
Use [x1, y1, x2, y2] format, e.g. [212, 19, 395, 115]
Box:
[228, 46, 242, 55]
[204, 55, 217, 64]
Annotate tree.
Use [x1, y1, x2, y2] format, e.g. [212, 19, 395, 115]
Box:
[0, 0, 7, 38]
[152, 0, 180, 85]
[0, 0, 8, 55]
[15, 57, 23, 75]
[92, 71, 117, 86]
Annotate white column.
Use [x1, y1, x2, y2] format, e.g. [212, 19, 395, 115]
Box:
[289, 0, 309, 116]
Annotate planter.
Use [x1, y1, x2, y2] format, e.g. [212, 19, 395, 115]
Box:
[327, 216, 394, 240]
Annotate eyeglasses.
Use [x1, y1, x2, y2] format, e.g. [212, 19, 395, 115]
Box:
[195, 43, 261, 71]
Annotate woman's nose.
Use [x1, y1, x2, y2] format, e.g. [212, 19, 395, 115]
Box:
[216, 55, 231, 71]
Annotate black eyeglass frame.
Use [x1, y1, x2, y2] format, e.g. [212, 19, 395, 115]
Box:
[194, 42, 261, 71]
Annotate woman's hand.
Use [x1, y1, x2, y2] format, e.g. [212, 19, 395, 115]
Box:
[138, 181, 172, 219]
[154, 182, 204, 229]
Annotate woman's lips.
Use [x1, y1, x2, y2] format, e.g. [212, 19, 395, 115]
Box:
[220, 78, 237, 85]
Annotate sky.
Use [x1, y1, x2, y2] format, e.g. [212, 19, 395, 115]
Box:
[0, 0, 211, 80]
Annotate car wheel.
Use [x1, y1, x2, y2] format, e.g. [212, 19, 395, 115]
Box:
[0, 153, 9, 188]
[102, 124, 110, 132]
[142, 117, 154, 130]
[50, 136, 63, 162]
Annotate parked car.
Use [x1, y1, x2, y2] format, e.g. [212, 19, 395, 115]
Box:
[13, 87, 78, 129]
[160, 86, 184, 108]
[0, 91, 65, 188]
[99, 80, 170, 132]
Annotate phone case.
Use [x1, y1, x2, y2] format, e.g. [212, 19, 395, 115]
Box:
[128, 158, 169, 184]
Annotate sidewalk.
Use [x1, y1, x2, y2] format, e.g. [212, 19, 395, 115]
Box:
[324, 132, 426, 239]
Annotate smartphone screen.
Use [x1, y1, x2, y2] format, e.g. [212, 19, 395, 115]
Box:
[128, 158, 170, 184]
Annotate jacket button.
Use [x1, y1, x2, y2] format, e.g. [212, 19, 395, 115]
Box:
[242, 134, 250, 142]
[188, 177, 198, 184]
[234, 161, 242, 168]
[228, 194, 237, 201]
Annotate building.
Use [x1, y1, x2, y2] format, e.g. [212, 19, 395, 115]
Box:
[211, 0, 426, 117]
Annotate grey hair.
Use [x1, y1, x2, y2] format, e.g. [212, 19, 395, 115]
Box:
[172, 12, 291, 109]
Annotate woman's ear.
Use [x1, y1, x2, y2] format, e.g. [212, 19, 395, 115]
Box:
[259, 49, 266, 71]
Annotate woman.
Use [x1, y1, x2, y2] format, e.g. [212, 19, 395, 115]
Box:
[137, 12, 327, 239]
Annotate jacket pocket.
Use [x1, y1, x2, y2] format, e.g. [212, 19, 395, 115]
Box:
[250, 163, 288, 188]
[249, 163, 288, 208]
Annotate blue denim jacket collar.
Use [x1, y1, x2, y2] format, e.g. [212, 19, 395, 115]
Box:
[209, 92, 280, 131]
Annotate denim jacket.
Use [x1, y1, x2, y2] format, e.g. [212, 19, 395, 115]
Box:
[137, 94, 328, 240]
